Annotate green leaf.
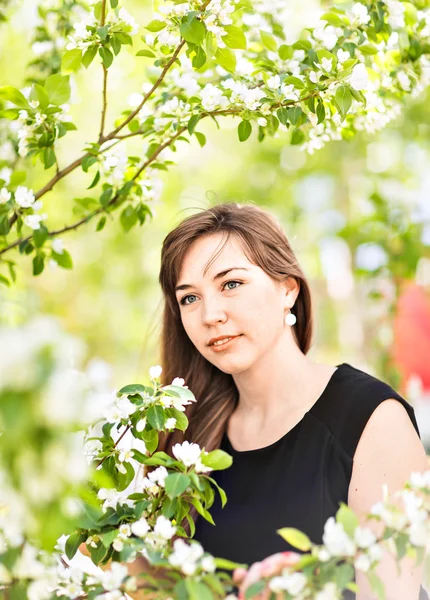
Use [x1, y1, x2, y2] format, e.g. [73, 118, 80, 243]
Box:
[320, 11, 346, 27]
[335, 85, 352, 117]
[359, 44, 378, 55]
[335, 563, 355, 589]
[201, 449, 233, 470]
[238, 120, 252, 142]
[277, 107, 288, 126]
[110, 36, 122, 56]
[118, 383, 148, 394]
[9, 171, 26, 187]
[279, 44, 292, 60]
[33, 225, 49, 248]
[194, 131, 206, 147]
[33, 254, 45, 276]
[120, 205, 138, 232]
[260, 30, 277, 51]
[192, 46, 206, 69]
[0, 274, 10, 287]
[89, 541, 108, 565]
[214, 557, 245, 570]
[214, 47, 236, 72]
[145, 19, 167, 33]
[165, 473, 191, 498]
[88, 170, 100, 190]
[96, 216, 106, 231]
[82, 45, 98, 68]
[61, 49, 82, 73]
[223, 25, 247, 50]
[45, 74, 71, 105]
[82, 155, 98, 172]
[97, 26, 109, 41]
[316, 99, 325, 124]
[52, 249, 73, 269]
[141, 427, 158, 453]
[101, 529, 117, 548]
[291, 128, 304, 145]
[188, 114, 201, 135]
[336, 503, 359, 537]
[147, 405, 166, 430]
[245, 581, 266, 599]
[136, 49, 156, 58]
[206, 476, 227, 507]
[368, 571, 385, 600]
[277, 527, 312, 551]
[110, 0, 118, 7]
[0, 214, 11, 236]
[65, 531, 87, 560]
[287, 106, 303, 126]
[190, 497, 215, 525]
[186, 580, 214, 600]
[43, 147, 56, 169]
[30, 84, 49, 109]
[181, 18, 205, 45]
[0, 86, 28, 108]
[166, 407, 188, 432]
[99, 46, 114, 68]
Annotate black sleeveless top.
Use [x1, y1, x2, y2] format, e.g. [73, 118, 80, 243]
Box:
[193, 363, 426, 596]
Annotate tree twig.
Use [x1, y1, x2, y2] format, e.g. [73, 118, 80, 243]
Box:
[99, 66, 108, 142]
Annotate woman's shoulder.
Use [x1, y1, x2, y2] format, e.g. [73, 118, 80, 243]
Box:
[311, 362, 421, 459]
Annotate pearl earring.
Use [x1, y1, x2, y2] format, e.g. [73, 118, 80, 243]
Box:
[285, 309, 296, 326]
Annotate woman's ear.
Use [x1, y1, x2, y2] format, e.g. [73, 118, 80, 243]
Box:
[283, 276, 300, 307]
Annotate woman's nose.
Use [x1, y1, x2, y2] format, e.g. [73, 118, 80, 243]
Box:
[201, 298, 227, 326]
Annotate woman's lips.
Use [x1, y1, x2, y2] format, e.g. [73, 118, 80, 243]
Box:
[209, 335, 242, 352]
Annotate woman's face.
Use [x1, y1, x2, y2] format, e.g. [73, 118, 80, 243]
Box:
[175, 233, 295, 375]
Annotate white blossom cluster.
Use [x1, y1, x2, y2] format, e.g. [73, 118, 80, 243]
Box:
[130, 514, 177, 551]
[168, 538, 216, 575]
[202, 0, 239, 48]
[66, 7, 138, 51]
[172, 440, 213, 473]
[10, 90, 71, 158]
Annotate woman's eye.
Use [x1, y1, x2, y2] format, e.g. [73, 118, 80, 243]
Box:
[180, 294, 197, 306]
[224, 280, 242, 290]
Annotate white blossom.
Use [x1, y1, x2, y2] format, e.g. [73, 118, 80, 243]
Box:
[354, 526, 376, 548]
[200, 83, 229, 111]
[397, 71, 411, 91]
[24, 213, 47, 230]
[172, 441, 212, 473]
[0, 187, 11, 204]
[354, 553, 372, 572]
[314, 582, 340, 600]
[322, 517, 356, 557]
[385, 0, 405, 29]
[52, 238, 64, 254]
[171, 377, 186, 387]
[14, 185, 35, 208]
[168, 539, 205, 575]
[350, 63, 369, 90]
[267, 74, 281, 90]
[149, 364, 162, 379]
[131, 517, 150, 538]
[337, 49, 350, 63]
[165, 417, 177, 430]
[153, 515, 176, 540]
[351, 3, 371, 25]
[269, 572, 307, 595]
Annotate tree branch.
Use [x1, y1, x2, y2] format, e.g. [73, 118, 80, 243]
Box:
[99, 66, 108, 142]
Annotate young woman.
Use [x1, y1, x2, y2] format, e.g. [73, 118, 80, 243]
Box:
[156, 202, 429, 600]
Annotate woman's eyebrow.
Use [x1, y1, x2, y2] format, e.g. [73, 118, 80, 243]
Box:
[175, 267, 249, 292]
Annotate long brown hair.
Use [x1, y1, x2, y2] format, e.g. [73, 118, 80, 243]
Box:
[157, 202, 314, 457]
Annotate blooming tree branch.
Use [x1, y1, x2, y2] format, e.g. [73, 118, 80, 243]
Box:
[0, 0, 428, 283]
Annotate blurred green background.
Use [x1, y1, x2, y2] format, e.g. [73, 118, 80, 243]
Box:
[1, 0, 430, 450]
